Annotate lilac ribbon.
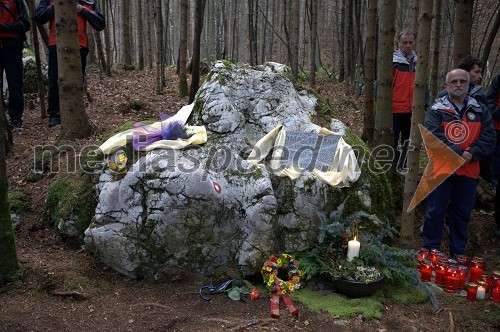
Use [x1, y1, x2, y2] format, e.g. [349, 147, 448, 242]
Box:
[132, 113, 189, 150]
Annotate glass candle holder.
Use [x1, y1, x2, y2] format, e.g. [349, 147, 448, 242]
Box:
[458, 265, 468, 290]
[469, 260, 484, 283]
[476, 281, 486, 300]
[445, 265, 460, 293]
[430, 249, 441, 266]
[420, 259, 433, 282]
[480, 274, 492, 292]
[467, 283, 478, 302]
[434, 258, 448, 286]
[492, 285, 500, 303]
[416, 248, 429, 266]
[471, 256, 486, 270]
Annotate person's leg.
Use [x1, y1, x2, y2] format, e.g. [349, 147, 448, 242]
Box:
[422, 176, 454, 250]
[3, 48, 24, 127]
[393, 113, 401, 165]
[80, 47, 89, 83]
[447, 176, 477, 255]
[47, 45, 60, 125]
[397, 113, 412, 170]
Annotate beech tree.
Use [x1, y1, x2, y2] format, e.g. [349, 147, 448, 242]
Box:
[363, 0, 377, 143]
[189, 0, 207, 103]
[178, 0, 188, 97]
[374, 0, 396, 152]
[401, 0, 434, 248]
[55, 0, 92, 139]
[452, 0, 473, 67]
[0, 103, 18, 282]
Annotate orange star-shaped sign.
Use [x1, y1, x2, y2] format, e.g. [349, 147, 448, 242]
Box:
[407, 124, 465, 212]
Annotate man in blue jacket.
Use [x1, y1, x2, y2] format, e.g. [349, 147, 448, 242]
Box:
[422, 69, 495, 256]
[0, 0, 30, 131]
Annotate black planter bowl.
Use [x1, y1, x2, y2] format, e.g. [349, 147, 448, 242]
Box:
[334, 275, 385, 298]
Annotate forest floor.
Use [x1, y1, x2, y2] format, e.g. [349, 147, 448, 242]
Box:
[0, 67, 499, 332]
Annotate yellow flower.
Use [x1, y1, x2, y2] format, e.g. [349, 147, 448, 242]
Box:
[269, 275, 275, 283]
[277, 258, 282, 267]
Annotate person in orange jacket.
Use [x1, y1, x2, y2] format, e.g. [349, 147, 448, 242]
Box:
[35, 0, 105, 127]
[392, 30, 417, 171]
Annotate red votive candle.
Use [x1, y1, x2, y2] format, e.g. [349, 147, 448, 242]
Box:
[420, 260, 432, 282]
[434, 258, 448, 286]
[445, 266, 460, 293]
[471, 257, 486, 270]
[467, 283, 478, 302]
[469, 265, 484, 283]
[492, 286, 500, 303]
[458, 265, 468, 290]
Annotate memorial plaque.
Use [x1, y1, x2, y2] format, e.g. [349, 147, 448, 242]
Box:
[281, 131, 341, 172]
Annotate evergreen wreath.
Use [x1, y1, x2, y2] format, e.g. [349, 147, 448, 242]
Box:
[261, 253, 303, 295]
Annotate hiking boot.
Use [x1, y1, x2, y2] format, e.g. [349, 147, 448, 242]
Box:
[48, 116, 61, 127]
[10, 120, 24, 132]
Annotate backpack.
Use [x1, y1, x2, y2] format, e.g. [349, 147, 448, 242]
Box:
[0, 0, 21, 39]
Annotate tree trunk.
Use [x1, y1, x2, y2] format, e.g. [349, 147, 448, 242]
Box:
[309, 0, 318, 86]
[189, 0, 207, 103]
[54, 0, 92, 139]
[430, 0, 443, 100]
[374, 0, 396, 151]
[363, 0, 377, 143]
[146, 0, 154, 69]
[410, 0, 420, 34]
[122, 0, 132, 65]
[291, 0, 300, 80]
[452, 0, 473, 67]
[102, 0, 112, 76]
[29, 0, 46, 119]
[248, 0, 256, 66]
[338, 0, 345, 82]
[137, 0, 145, 70]
[178, 0, 188, 97]
[0, 102, 18, 282]
[344, 0, 353, 93]
[401, 0, 433, 248]
[480, 6, 500, 70]
[94, 30, 107, 76]
[156, 0, 164, 94]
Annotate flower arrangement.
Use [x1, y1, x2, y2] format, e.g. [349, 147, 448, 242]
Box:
[261, 253, 303, 295]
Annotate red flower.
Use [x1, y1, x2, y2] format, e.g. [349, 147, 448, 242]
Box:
[250, 288, 259, 300]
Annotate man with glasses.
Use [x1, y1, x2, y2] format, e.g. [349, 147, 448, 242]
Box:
[422, 69, 495, 257]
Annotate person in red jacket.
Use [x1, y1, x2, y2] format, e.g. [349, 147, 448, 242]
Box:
[35, 0, 105, 127]
[422, 69, 495, 256]
[486, 72, 500, 237]
[392, 30, 417, 171]
[0, 0, 30, 131]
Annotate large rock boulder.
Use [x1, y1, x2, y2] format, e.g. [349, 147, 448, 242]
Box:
[84, 61, 394, 278]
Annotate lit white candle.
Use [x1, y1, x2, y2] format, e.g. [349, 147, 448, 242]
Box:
[347, 236, 361, 262]
[476, 285, 486, 300]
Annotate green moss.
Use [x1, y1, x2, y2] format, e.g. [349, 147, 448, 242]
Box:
[292, 288, 383, 319]
[217, 74, 227, 86]
[385, 283, 428, 304]
[8, 190, 28, 214]
[45, 175, 96, 235]
[219, 59, 234, 70]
